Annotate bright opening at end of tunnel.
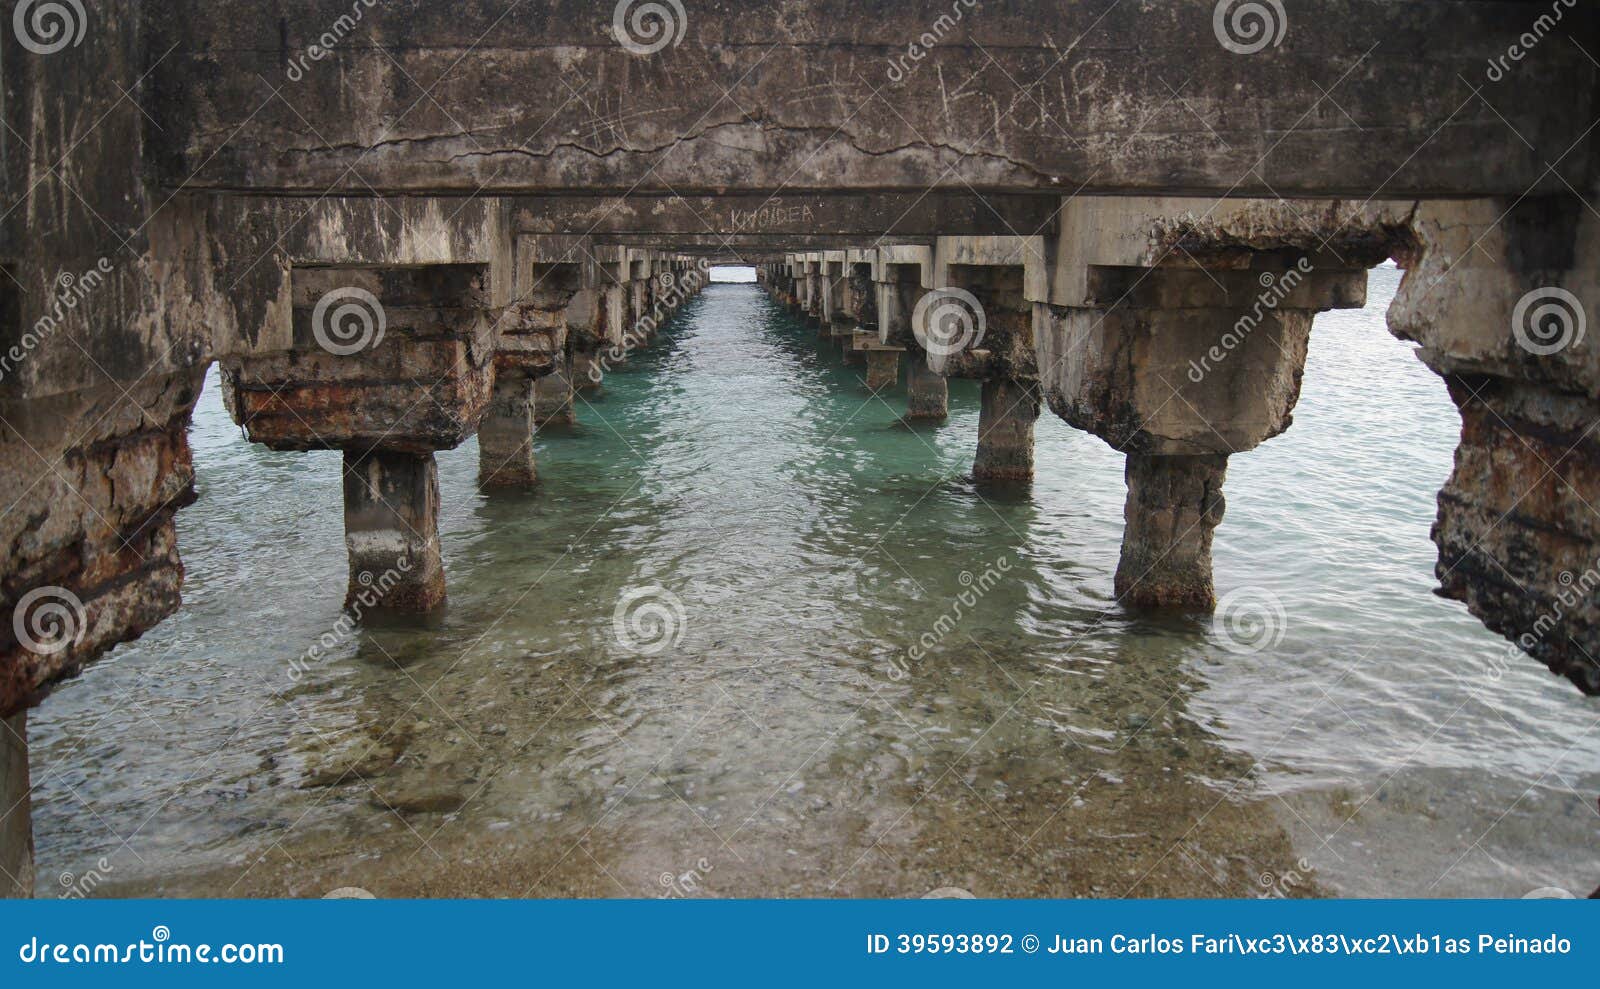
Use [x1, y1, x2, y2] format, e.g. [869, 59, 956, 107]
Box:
[710, 265, 757, 282]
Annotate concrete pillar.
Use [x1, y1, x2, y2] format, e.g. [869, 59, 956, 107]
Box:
[478, 371, 538, 488]
[534, 361, 576, 427]
[865, 349, 900, 391]
[571, 349, 602, 392]
[1, 711, 31, 898]
[1115, 454, 1228, 608]
[343, 450, 447, 612]
[906, 356, 948, 419]
[973, 377, 1039, 481]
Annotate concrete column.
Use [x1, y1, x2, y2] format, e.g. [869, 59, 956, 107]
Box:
[478, 371, 538, 488]
[906, 356, 948, 419]
[1, 711, 31, 899]
[343, 450, 447, 612]
[534, 361, 577, 427]
[1115, 454, 1228, 608]
[865, 350, 900, 391]
[571, 349, 602, 392]
[973, 377, 1039, 481]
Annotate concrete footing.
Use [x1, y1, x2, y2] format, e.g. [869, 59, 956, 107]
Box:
[865, 350, 899, 391]
[1, 711, 31, 898]
[534, 364, 576, 427]
[973, 377, 1039, 481]
[1114, 454, 1228, 609]
[343, 450, 448, 612]
[907, 358, 948, 420]
[478, 372, 538, 487]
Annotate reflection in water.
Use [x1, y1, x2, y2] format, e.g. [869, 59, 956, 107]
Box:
[29, 268, 1599, 898]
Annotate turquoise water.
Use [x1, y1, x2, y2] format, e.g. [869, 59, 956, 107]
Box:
[27, 267, 1599, 898]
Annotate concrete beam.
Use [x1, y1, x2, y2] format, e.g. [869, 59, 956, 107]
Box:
[148, 1, 1593, 197]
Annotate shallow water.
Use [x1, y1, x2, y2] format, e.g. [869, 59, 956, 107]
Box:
[29, 266, 1600, 899]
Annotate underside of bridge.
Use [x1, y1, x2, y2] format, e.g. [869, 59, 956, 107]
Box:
[1, 0, 1598, 897]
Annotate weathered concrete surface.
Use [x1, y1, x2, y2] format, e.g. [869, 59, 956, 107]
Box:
[1117, 454, 1229, 609]
[513, 194, 1059, 237]
[343, 451, 447, 613]
[1389, 197, 1600, 695]
[1, 711, 30, 898]
[478, 372, 538, 488]
[974, 377, 1040, 482]
[147, 2, 1594, 197]
[906, 357, 949, 420]
[0, 373, 203, 718]
[228, 265, 497, 454]
[864, 350, 900, 392]
[534, 361, 577, 428]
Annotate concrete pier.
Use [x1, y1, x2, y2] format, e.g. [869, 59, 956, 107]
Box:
[906, 357, 948, 420]
[864, 349, 900, 392]
[4, 1, 1600, 900]
[343, 450, 448, 613]
[534, 361, 577, 428]
[1, 712, 31, 898]
[1116, 454, 1229, 608]
[478, 371, 538, 487]
[973, 377, 1040, 482]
